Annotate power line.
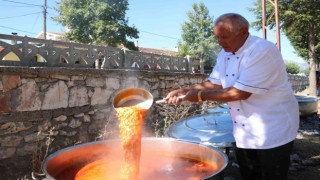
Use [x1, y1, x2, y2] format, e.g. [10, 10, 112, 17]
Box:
[1, 0, 42, 7]
[0, 25, 38, 35]
[31, 13, 41, 32]
[0, 1, 179, 42]
[0, 5, 36, 7]
[0, 11, 42, 19]
[140, 30, 180, 40]
[1, 0, 55, 10]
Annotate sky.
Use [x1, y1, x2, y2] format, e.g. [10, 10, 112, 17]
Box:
[0, 0, 308, 68]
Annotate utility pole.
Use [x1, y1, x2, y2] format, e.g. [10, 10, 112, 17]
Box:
[43, 0, 47, 39]
[262, 0, 267, 40]
[275, 0, 281, 51]
[261, 0, 281, 51]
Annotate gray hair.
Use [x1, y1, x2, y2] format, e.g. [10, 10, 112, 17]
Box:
[214, 13, 249, 32]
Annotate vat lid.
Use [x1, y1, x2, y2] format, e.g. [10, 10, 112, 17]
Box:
[205, 103, 229, 114]
[295, 95, 318, 103]
[165, 110, 235, 148]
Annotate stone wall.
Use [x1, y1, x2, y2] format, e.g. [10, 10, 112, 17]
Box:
[288, 74, 309, 92]
[0, 67, 206, 160]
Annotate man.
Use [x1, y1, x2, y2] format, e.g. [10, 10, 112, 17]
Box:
[165, 13, 299, 180]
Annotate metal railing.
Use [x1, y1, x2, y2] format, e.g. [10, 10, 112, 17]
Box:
[0, 34, 192, 72]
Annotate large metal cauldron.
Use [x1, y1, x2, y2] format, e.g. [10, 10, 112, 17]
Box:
[42, 138, 228, 180]
[295, 95, 318, 116]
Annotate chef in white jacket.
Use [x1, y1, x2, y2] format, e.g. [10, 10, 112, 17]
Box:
[165, 13, 299, 180]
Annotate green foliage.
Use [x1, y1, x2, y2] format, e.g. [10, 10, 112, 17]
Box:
[286, 62, 300, 74]
[178, 2, 221, 72]
[300, 68, 309, 75]
[53, 0, 139, 48]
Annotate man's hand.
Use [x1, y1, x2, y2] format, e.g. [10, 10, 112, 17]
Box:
[164, 88, 188, 104]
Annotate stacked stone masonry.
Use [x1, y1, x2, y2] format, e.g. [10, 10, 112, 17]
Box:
[0, 67, 206, 159]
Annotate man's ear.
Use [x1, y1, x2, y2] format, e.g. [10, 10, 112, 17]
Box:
[240, 28, 248, 35]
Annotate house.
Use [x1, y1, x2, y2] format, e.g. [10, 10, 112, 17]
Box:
[138, 47, 200, 71]
[35, 31, 66, 41]
[138, 47, 178, 56]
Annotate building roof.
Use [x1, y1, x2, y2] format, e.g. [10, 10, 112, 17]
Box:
[35, 31, 66, 41]
[138, 47, 178, 56]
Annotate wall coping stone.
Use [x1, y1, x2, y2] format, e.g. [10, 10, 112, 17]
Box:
[0, 67, 207, 78]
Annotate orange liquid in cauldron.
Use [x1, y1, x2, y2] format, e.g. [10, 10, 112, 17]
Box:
[73, 155, 218, 180]
[55, 106, 218, 179]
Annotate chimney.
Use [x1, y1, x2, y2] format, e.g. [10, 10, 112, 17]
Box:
[11, 32, 18, 45]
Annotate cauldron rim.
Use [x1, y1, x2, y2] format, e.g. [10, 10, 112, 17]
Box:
[42, 137, 228, 180]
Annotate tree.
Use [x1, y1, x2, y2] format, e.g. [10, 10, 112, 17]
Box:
[53, 0, 139, 49]
[286, 62, 300, 74]
[249, 0, 320, 96]
[178, 2, 220, 74]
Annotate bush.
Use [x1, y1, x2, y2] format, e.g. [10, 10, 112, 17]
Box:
[286, 62, 300, 74]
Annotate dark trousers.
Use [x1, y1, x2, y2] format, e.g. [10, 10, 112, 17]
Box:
[236, 141, 294, 180]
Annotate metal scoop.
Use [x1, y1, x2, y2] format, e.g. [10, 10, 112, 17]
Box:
[113, 88, 154, 109]
[113, 88, 186, 109]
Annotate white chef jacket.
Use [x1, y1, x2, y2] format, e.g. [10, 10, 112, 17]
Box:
[208, 35, 299, 149]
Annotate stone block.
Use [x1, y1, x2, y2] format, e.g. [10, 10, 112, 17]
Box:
[0, 147, 16, 159]
[106, 77, 120, 90]
[0, 95, 11, 113]
[1, 74, 21, 92]
[83, 115, 91, 122]
[69, 119, 82, 129]
[24, 132, 46, 142]
[50, 74, 70, 81]
[16, 143, 37, 156]
[0, 136, 23, 146]
[41, 81, 69, 110]
[16, 80, 41, 111]
[86, 77, 105, 87]
[68, 86, 89, 107]
[54, 115, 67, 122]
[91, 88, 112, 105]
[71, 76, 85, 81]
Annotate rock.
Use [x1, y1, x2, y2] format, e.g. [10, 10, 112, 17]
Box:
[0, 136, 23, 146]
[54, 115, 67, 122]
[74, 113, 84, 118]
[69, 86, 89, 107]
[91, 88, 112, 105]
[86, 77, 105, 87]
[41, 81, 69, 110]
[2, 75, 21, 92]
[69, 119, 82, 129]
[83, 115, 90, 122]
[0, 147, 16, 159]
